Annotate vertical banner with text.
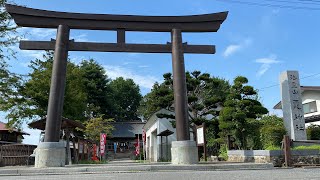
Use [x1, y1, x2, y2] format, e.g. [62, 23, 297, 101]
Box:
[100, 133, 107, 156]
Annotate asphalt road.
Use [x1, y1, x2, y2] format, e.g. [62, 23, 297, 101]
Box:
[1, 168, 320, 180]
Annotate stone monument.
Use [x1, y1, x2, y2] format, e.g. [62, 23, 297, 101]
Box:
[280, 71, 307, 140]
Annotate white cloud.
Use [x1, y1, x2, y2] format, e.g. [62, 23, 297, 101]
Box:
[19, 62, 30, 68]
[223, 38, 252, 57]
[103, 65, 161, 89]
[223, 45, 241, 57]
[255, 55, 281, 77]
[18, 27, 88, 42]
[20, 50, 45, 59]
[70, 55, 86, 64]
[18, 28, 56, 40]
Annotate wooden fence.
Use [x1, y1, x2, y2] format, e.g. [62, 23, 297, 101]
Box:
[0, 144, 37, 166]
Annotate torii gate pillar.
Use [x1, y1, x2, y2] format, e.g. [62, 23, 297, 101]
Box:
[171, 29, 198, 164]
[35, 25, 70, 168]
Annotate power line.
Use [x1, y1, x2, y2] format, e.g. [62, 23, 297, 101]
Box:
[259, 72, 320, 91]
[298, 0, 320, 3]
[301, 72, 320, 79]
[216, 0, 320, 10]
[264, 0, 320, 6]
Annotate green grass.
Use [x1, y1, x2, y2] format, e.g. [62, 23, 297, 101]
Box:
[265, 145, 281, 150]
[292, 145, 320, 150]
[264, 145, 320, 151]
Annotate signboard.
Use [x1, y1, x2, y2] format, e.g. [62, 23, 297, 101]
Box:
[197, 127, 204, 145]
[196, 123, 207, 161]
[100, 133, 107, 156]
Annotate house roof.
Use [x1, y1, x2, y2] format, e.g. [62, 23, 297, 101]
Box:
[143, 109, 174, 131]
[111, 122, 145, 138]
[0, 122, 30, 135]
[157, 129, 174, 136]
[28, 117, 85, 130]
[273, 86, 320, 109]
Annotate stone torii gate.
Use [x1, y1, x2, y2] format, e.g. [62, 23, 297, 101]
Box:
[6, 4, 228, 167]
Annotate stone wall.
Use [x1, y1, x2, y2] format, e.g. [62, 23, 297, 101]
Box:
[228, 150, 320, 167]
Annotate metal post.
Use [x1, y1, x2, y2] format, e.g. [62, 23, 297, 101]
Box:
[171, 28, 190, 141]
[44, 25, 70, 142]
[160, 136, 163, 160]
[166, 136, 169, 160]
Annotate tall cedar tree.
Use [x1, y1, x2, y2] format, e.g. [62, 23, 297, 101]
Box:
[79, 59, 112, 119]
[108, 77, 142, 121]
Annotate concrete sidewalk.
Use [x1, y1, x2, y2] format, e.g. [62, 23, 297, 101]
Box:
[0, 161, 274, 176]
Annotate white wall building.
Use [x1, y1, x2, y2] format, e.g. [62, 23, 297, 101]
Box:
[143, 109, 194, 162]
[273, 86, 320, 126]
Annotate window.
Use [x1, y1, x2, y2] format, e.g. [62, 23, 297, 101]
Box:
[303, 101, 318, 114]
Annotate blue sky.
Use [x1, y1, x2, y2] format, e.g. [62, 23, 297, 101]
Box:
[2, 0, 320, 144]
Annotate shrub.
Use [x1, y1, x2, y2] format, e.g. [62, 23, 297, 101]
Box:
[260, 115, 286, 149]
[218, 144, 228, 161]
[306, 124, 320, 140]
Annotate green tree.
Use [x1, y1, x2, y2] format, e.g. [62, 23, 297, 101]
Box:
[83, 117, 114, 143]
[0, 0, 24, 127]
[79, 59, 111, 118]
[140, 71, 230, 123]
[219, 76, 268, 150]
[108, 77, 142, 121]
[4, 52, 88, 126]
[0, 61, 23, 127]
[139, 71, 230, 155]
[0, 0, 18, 61]
[306, 124, 320, 140]
[260, 115, 286, 149]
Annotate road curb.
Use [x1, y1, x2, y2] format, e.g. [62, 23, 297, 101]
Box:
[0, 163, 274, 176]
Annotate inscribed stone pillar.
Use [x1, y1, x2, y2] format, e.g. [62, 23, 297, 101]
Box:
[280, 71, 307, 140]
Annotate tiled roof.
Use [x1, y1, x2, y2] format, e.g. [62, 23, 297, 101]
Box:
[0, 122, 30, 135]
[28, 117, 85, 130]
[111, 122, 145, 138]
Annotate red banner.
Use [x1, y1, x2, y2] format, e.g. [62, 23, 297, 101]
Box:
[100, 133, 107, 156]
[135, 136, 140, 156]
